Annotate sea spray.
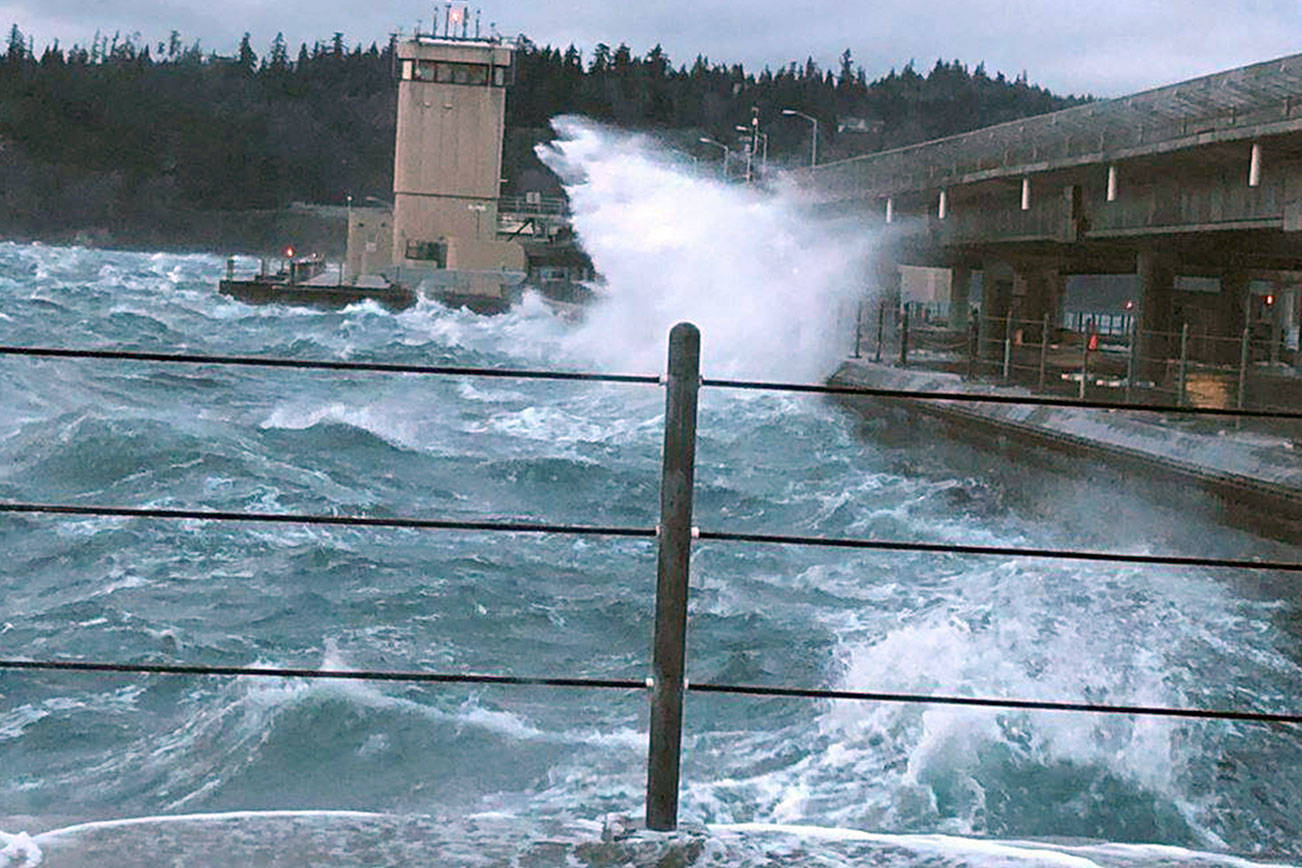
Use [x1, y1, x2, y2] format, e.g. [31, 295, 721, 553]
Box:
[539, 117, 875, 380]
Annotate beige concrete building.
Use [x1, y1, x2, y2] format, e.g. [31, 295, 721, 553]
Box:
[390, 34, 525, 274]
[344, 206, 394, 284]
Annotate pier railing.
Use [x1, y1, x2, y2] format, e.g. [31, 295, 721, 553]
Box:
[1, 331, 1300, 832]
[856, 303, 1302, 424]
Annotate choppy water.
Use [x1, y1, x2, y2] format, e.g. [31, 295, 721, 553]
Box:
[1, 122, 1301, 866]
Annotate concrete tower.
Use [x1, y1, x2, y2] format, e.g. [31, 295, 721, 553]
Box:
[390, 26, 524, 276]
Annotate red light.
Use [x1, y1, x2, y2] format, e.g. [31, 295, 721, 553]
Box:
[1124, 300, 1134, 311]
[1265, 294, 1275, 306]
[450, 8, 462, 23]
[285, 246, 295, 258]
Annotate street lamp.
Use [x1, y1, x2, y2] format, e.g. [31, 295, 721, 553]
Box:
[699, 137, 730, 179]
[782, 108, 819, 167]
[738, 126, 769, 178]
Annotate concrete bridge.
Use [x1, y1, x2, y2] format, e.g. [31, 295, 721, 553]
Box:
[800, 52, 1302, 373]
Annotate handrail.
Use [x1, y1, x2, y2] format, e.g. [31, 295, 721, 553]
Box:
[1, 328, 1299, 833]
[1, 344, 1298, 420]
[1, 502, 1295, 573]
[3, 659, 1297, 726]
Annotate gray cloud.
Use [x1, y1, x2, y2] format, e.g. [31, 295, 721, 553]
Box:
[3, 0, 1298, 96]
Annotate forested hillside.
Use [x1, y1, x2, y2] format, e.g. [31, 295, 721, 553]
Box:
[0, 26, 1085, 249]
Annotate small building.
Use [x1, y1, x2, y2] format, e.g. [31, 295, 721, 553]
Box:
[345, 11, 527, 307]
[391, 31, 524, 273]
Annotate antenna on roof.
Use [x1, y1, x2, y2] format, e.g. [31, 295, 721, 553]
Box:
[475, 9, 481, 39]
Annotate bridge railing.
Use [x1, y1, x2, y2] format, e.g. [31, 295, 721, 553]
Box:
[895, 171, 1291, 245]
[858, 306, 1302, 422]
[809, 56, 1302, 199]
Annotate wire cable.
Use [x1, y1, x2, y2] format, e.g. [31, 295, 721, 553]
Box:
[5, 502, 1295, 572]
[2, 502, 1293, 572]
[696, 528, 1302, 573]
[688, 681, 1302, 725]
[0, 502, 656, 540]
[0, 345, 660, 386]
[702, 377, 1302, 420]
[0, 659, 646, 691]
[5, 343, 1298, 419]
[1, 659, 1296, 725]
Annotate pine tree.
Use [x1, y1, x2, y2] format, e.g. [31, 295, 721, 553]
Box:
[237, 32, 257, 74]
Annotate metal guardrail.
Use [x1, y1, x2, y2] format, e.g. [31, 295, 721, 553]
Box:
[1, 331, 1300, 833]
[857, 305, 1302, 413]
[498, 194, 569, 216]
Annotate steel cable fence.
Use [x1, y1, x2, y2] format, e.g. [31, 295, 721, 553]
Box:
[1, 332, 1299, 829]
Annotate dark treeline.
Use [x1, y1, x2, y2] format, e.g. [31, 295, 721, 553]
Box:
[0, 25, 1085, 248]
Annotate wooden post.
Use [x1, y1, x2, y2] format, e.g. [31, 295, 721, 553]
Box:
[1176, 323, 1189, 407]
[967, 314, 979, 380]
[852, 301, 864, 358]
[1002, 313, 1013, 380]
[874, 302, 885, 363]
[1236, 326, 1250, 429]
[646, 322, 700, 832]
[1078, 334, 1089, 400]
[898, 304, 910, 367]
[1125, 319, 1137, 403]
[1038, 313, 1049, 393]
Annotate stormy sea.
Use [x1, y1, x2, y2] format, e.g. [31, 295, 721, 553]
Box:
[1, 120, 1299, 866]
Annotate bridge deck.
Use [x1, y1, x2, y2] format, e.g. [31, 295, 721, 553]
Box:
[808, 52, 1302, 201]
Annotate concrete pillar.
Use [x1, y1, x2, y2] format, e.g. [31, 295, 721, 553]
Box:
[1221, 271, 1250, 366]
[980, 258, 1015, 360]
[1135, 250, 1176, 379]
[949, 266, 972, 330]
[1017, 264, 1064, 344]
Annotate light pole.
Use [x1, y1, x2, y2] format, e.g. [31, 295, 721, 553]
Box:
[699, 137, 730, 180]
[735, 126, 769, 181]
[734, 126, 753, 182]
[782, 108, 819, 167]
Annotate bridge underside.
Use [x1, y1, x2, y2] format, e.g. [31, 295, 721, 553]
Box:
[822, 133, 1302, 373]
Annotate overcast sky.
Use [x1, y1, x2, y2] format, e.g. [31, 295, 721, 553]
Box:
[3, 1, 1299, 97]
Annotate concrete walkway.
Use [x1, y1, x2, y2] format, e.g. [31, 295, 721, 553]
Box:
[830, 359, 1302, 515]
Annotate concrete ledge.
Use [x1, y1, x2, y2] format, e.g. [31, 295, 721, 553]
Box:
[830, 360, 1302, 517]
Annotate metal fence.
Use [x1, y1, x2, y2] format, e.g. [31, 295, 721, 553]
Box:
[856, 304, 1302, 420]
[1, 334, 1300, 834]
[498, 194, 570, 216]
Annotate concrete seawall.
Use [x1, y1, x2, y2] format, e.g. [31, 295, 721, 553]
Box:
[830, 359, 1302, 522]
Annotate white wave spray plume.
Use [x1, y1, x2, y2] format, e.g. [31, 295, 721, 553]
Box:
[539, 117, 876, 381]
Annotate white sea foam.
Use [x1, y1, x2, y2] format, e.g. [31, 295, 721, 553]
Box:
[538, 117, 875, 381]
[716, 823, 1107, 866]
[31, 810, 392, 842]
[0, 831, 42, 868]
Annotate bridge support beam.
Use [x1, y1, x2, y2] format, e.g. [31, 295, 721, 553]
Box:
[949, 266, 972, 330]
[1135, 250, 1176, 381]
[1221, 270, 1251, 366]
[1018, 264, 1065, 344]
